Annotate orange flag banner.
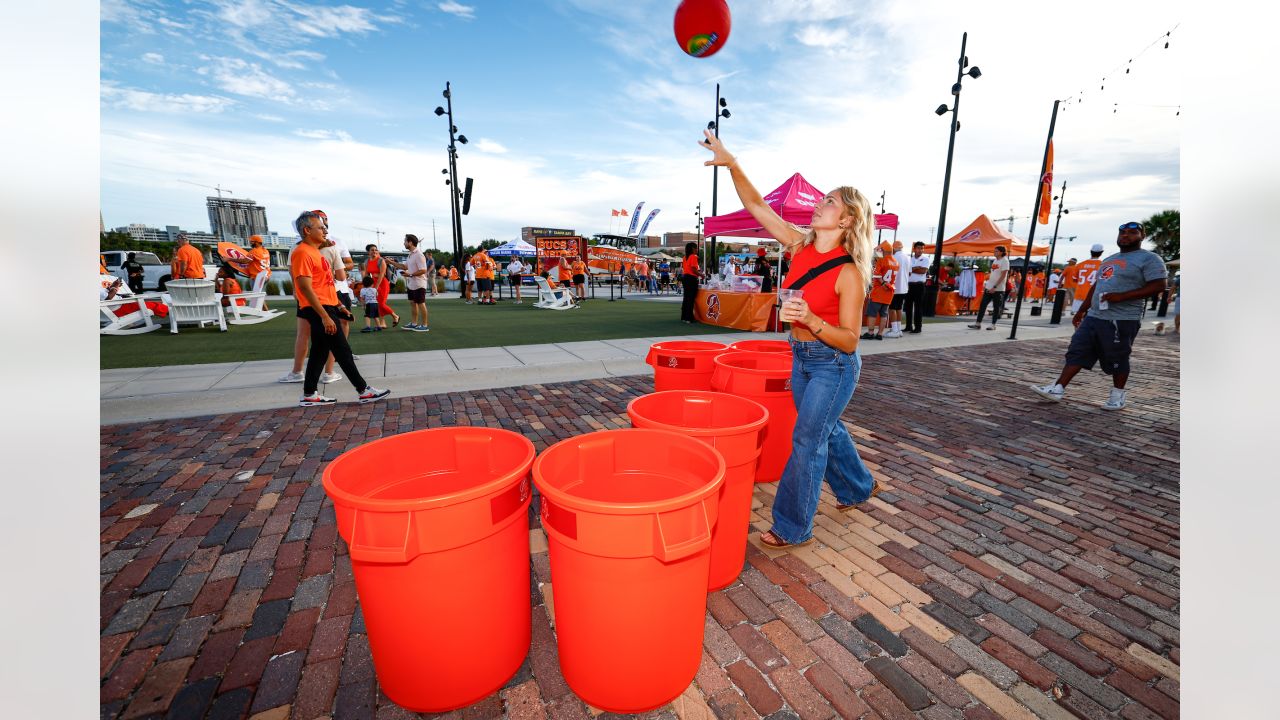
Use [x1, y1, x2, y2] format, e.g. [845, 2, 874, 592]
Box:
[1038, 140, 1054, 224]
[611, 209, 620, 217]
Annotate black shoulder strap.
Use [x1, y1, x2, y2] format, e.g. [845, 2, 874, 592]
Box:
[787, 255, 852, 290]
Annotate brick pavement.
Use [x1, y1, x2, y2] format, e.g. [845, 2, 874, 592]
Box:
[100, 335, 1180, 719]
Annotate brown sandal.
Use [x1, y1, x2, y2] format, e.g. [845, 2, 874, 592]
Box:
[836, 480, 883, 511]
[760, 530, 814, 549]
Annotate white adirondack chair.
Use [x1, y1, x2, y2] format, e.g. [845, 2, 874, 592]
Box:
[100, 294, 163, 335]
[223, 291, 285, 325]
[533, 276, 578, 310]
[163, 279, 227, 333]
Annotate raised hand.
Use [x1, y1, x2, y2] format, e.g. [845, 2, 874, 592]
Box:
[700, 128, 735, 167]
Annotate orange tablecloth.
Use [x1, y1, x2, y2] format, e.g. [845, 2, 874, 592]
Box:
[936, 291, 958, 316]
[695, 289, 777, 332]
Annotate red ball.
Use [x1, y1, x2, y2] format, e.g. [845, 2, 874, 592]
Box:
[673, 0, 731, 58]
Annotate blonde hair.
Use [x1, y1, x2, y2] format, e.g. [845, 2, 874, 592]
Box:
[795, 185, 875, 292]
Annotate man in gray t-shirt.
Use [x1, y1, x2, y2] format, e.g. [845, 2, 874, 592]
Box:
[1030, 221, 1168, 410]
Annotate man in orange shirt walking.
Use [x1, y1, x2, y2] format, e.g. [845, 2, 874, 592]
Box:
[170, 233, 207, 281]
[860, 241, 898, 340]
[291, 210, 390, 407]
[1069, 245, 1104, 314]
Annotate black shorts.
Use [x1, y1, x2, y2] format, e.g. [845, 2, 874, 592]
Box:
[572, 274, 586, 285]
[890, 293, 906, 310]
[1064, 316, 1141, 375]
[364, 302, 379, 319]
[407, 287, 426, 303]
[477, 278, 494, 292]
[509, 274, 522, 286]
[337, 290, 353, 310]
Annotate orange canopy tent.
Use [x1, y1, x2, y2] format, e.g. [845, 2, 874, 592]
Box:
[922, 214, 1049, 257]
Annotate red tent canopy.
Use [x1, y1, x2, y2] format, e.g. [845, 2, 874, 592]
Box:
[922, 214, 1049, 257]
[703, 173, 896, 239]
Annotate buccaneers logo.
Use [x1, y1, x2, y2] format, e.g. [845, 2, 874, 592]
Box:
[668, 356, 679, 368]
[706, 293, 721, 321]
[1099, 265, 1116, 281]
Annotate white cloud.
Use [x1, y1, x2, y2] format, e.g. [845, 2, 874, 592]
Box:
[141, 52, 165, 65]
[795, 26, 849, 48]
[438, 1, 475, 19]
[101, 83, 236, 114]
[294, 129, 354, 141]
[205, 57, 297, 104]
[255, 113, 287, 122]
[279, 0, 386, 37]
[474, 139, 508, 154]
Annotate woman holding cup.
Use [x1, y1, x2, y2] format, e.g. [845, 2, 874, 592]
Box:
[700, 129, 881, 548]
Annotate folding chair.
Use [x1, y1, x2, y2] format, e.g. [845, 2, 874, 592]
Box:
[100, 294, 163, 335]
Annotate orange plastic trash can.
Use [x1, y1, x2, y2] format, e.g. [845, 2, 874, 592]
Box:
[533, 429, 725, 713]
[322, 427, 536, 712]
[644, 340, 729, 391]
[627, 391, 768, 590]
[729, 339, 791, 354]
[711, 351, 796, 483]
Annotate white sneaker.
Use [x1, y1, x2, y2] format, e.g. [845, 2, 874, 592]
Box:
[1031, 383, 1064, 402]
[278, 371, 304, 383]
[884, 330, 903, 338]
[299, 392, 336, 407]
[358, 386, 391, 403]
[320, 371, 342, 384]
[1102, 388, 1127, 411]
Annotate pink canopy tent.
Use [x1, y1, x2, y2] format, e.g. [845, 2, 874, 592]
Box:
[703, 173, 896, 238]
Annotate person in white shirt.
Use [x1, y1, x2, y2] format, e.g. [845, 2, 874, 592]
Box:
[969, 245, 1010, 330]
[463, 254, 477, 304]
[506, 257, 528, 303]
[886, 240, 911, 337]
[396, 234, 430, 331]
[904, 241, 930, 333]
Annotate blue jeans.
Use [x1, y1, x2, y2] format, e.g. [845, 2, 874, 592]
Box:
[770, 339, 877, 543]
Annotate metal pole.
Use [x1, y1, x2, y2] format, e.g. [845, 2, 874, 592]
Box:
[444, 82, 465, 275]
[710, 83, 721, 274]
[1008, 100, 1060, 340]
[925, 32, 968, 317]
[1044, 181, 1067, 275]
[876, 190, 886, 244]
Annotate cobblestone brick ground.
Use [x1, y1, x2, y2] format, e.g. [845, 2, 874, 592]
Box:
[101, 335, 1180, 719]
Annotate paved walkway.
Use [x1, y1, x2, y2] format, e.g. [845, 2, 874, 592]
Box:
[99, 333, 1180, 720]
[101, 311, 1103, 425]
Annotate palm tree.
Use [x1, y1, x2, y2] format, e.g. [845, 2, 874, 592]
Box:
[1142, 210, 1179, 261]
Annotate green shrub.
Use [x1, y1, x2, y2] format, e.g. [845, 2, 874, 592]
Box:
[394, 278, 406, 294]
[281, 280, 293, 296]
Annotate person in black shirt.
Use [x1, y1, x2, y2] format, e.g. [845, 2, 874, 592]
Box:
[121, 252, 145, 293]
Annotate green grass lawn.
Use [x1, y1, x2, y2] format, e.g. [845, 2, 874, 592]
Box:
[101, 297, 742, 369]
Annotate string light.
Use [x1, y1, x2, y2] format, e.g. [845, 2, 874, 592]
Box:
[1061, 23, 1180, 109]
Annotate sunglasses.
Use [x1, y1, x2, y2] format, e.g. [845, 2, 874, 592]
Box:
[1118, 222, 1142, 231]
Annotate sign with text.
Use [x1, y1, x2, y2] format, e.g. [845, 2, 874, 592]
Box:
[536, 237, 582, 259]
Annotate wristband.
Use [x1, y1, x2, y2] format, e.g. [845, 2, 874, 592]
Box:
[814, 319, 825, 335]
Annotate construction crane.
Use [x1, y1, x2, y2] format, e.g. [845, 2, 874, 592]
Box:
[991, 210, 1031, 233]
[353, 227, 387, 246]
[177, 179, 234, 241]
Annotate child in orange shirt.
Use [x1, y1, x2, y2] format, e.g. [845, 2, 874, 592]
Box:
[860, 242, 898, 340]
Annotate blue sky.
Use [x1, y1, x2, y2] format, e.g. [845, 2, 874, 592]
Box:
[101, 0, 1181, 256]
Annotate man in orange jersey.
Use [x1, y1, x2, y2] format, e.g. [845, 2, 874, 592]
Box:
[473, 249, 497, 305]
[860, 241, 898, 340]
[247, 234, 272, 309]
[291, 210, 389, 407]
[1070, 245, 1104, 314]
[170, 233, 207, 281]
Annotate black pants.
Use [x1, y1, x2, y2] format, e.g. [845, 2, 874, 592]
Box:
[299, 305, 367, 395]
[975, 291, 1007, 326]
[681, 274, 699, 322]
[904, 283, 925, 331]
[127, 275, 144, 294]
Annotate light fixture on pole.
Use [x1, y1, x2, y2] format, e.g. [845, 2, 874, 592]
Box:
[434, 82, 468, 276]
[708, 83, 730, 275]
[874, 190, 887, 243]
[695, 202, 704, 272]
[923, 32, 981, 317]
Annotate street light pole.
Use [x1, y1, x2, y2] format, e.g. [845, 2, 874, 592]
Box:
[1008, 100, 1060, 340]
[924, 32, 981, 317]
[708, 83, 729, 275]
[1044, 181, 1068, 276]
[435, 82, 468, 275]
[875, 190, 886, 244]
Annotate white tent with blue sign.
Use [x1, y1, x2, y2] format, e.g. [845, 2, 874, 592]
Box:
[486, 239, 537, 257]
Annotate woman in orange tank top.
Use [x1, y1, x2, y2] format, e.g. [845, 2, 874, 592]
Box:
[700, 129, 882, 549]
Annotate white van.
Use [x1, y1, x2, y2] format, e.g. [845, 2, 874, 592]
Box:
[101, 250, 218, 290]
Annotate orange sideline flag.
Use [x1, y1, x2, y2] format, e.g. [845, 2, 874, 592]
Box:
[1038, 140, 1054, 224]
